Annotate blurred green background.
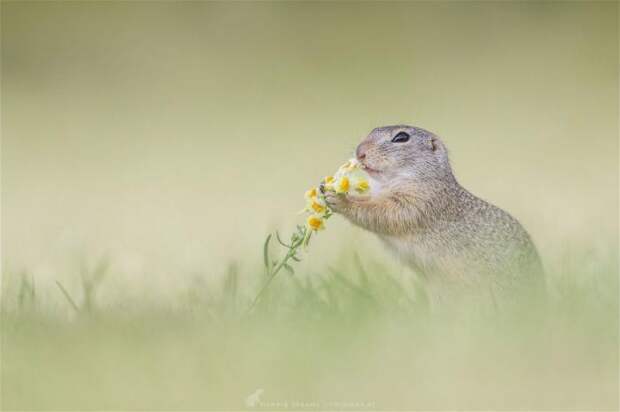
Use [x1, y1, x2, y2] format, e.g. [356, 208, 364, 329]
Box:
[1, 2, 618, 410]
[3, 1, 617, 297]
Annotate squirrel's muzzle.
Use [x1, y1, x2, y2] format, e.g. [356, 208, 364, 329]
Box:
[356, 142, 369, 161]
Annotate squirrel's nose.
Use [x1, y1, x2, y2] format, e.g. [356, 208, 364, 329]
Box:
[356, 144, 367, 160]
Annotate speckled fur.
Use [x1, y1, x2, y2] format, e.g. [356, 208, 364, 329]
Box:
[325, 125, 544, 305]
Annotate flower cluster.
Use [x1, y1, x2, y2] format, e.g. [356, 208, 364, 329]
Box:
[250, 158, 372, 313]
[302, 158, 371, 235]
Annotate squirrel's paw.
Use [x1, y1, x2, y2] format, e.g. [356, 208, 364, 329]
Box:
[321, 183, 371, 214]
[323, 191, 350, 214]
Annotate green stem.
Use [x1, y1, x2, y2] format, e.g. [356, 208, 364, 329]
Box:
[247, 236, 303, 314]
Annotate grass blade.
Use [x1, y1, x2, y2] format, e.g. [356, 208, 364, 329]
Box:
[55, 281, 80, 313]
[275, 231, 291, 248]
[263, 234, 272, 272]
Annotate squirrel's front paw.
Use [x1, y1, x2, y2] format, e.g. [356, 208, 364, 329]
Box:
[324, 191, 350, 214]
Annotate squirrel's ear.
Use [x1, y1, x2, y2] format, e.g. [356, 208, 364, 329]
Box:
[430, 136, 439, 151]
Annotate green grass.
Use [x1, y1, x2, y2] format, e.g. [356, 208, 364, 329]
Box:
[1, 249, 618, 411]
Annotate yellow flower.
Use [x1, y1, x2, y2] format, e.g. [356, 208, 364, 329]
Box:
[334, 176, 350, 194]
[356, 179, 369, 193]
[301, 186, 329, 216]
[310, 195, 327, 214]
[305, 187, 318, 201]
[338, 159, 359, 173]
[323, 175, 335, 192]
[339, 160, 352, 172]
[311, 200, 326, 214]
[299, 158, 371, 239]
[307, 214, 325, 231]
[330, 159, 367, 194]
[341, 166, 370, 194]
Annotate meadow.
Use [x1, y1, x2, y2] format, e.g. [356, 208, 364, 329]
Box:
[2, 244, 618, 410]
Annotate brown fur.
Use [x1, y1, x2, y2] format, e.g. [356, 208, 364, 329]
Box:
[325, 125, 544, 305]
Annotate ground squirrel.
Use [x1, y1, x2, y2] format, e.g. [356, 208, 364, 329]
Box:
[324, 125, 544, 305]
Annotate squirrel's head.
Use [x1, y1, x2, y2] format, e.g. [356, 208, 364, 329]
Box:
[356, 125, 455, 191]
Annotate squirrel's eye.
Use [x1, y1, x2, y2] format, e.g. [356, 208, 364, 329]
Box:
[391, 132, 410, 143]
